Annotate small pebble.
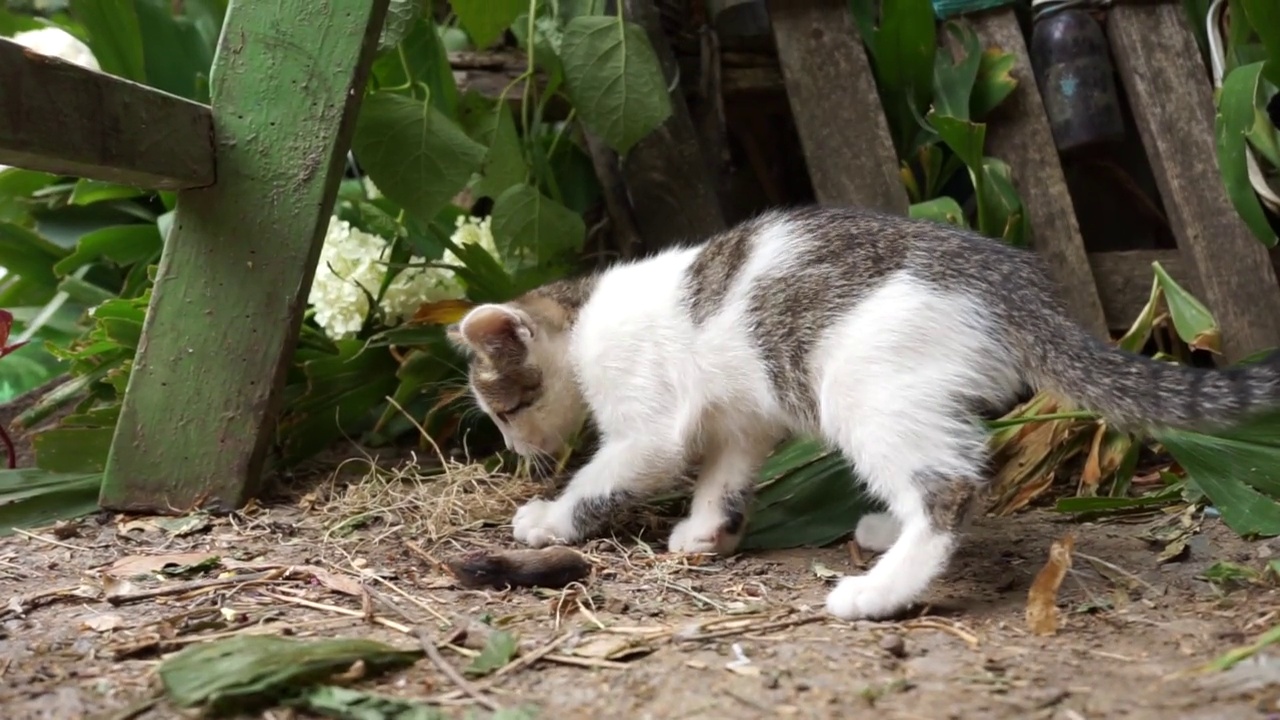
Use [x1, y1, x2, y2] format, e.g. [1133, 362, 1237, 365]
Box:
[879, 633, 907, 658]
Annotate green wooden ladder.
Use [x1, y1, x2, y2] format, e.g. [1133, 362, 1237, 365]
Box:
[0, 0, 392, 512]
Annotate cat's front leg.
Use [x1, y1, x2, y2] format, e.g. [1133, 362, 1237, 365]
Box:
[668, 437, 773, 555]
[512, 438, 681, 548]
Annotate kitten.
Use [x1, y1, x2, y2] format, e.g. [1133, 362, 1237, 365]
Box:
[446, 206, 1280, 620]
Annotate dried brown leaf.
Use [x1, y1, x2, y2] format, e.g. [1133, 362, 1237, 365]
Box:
[83, 613, 125, 632]
[106, 553, 221, 577]
[1026, 533, 1076, 636]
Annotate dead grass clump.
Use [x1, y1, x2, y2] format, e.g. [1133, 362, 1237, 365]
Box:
[309, 454, 545, 550]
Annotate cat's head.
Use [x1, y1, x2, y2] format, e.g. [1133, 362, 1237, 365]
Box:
[447, 295, 588, 457]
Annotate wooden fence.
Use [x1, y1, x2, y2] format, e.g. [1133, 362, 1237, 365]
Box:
[1, 0, 1277, 514]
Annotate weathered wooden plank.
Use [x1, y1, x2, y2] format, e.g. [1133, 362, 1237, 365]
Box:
[0, 38, 214, 189]
[1090, 248, 1280, 332]
[1108, 3, 1280, 361]
[616, 0, 727, 251]
[969, 8, 1109, 339]
[99, 0, 391, 512]
[764, 0, 908, 213]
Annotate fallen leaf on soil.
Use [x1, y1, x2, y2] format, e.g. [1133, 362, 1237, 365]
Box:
[571, 634, 655, 662]
[291, 685, 446, 719]
[445, 546, 591, 590]
[83, 613, 125, 632]
[1026, 533, 1075, 636]
[465, 628, 518, 677]
[297, 566, 365, 597]
[106, 552, 221, 577]
[158, 634, 421, 712]
[811, 561, 840, 580]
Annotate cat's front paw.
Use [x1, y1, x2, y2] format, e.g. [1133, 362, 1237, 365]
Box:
[668, 515, 741, 555]
[512, 499, 579, 548]
[824, 575, 910, 621]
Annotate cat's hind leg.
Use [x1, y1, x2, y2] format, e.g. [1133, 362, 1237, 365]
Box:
[824, 417, 989, 621]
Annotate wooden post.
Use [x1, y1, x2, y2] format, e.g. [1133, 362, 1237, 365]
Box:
[0, 38, 214, 189]
[99, 0, 392, 512]
[968, 9, 1110, 339]
[617, 0, 728, 251]
[1108, 2, 1280, 361]
[764, 0, 908, 213]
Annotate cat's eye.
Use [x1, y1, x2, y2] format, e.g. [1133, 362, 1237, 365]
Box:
[495, 399, 532, 423]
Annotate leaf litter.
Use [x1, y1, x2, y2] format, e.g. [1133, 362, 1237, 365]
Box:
[3, 451, 1280, 718]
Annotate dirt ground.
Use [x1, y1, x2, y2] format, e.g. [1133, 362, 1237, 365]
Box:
[3, 454, 1280, 720]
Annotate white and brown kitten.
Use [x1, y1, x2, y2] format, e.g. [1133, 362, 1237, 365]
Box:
[447, 206, 1280, 620]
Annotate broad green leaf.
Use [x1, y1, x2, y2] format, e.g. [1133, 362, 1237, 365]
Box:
[491, 183, 586, 265]
[975, 157, 1027, 245]
[1215, 62, 1278, 247]
[69, 180, 148, 206]
[34, 427, 114, 473]
[1151, 261, 1221, 353]
[276, 340, 400, 465]
[466, 629, 518, 677]
[1116, 275, 1161, 353]
[1157, 409, 1280, 537]
[452, 0, 524, 49]
[1240, 0, 1280, 86]
[353, 92, 486, 226]
[378, 0, 421, 52]
[53, 224, 162, 277]
[373, 18, 460, 116]
[560, 16, 673, 154]
[458, 93, 529, 200]
[0, 469, 102, 536]
[870, 0, 936, 155]
[927, 111, 984, 169]
[294, 686, 446, 719]
[134, 0, 214, 101]
[971, 47, 1018, 121]
[909, 196, 967, 228]
[931, 20, 983, 121]
[159, 635, 420, 712]
[69, 0, 146, 82]
[0, 222, 70, 289]
[741, 438, 879, 551]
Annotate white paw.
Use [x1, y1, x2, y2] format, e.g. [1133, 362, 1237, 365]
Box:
[512, 499, 578, 548]
[668, 515, 739, 555]
[854, 512, 901, 553]
[824, 575, 911, 621]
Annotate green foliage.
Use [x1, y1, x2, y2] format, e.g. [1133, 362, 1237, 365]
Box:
[0, 0, 674, 532]
[1210, 0, 1280, 246]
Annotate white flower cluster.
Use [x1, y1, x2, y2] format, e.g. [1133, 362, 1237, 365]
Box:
[9, 26, 100, 71]
[307, 213, 500, 341]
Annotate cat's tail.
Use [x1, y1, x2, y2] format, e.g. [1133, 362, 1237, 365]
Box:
[1018, 318, 1280, 433]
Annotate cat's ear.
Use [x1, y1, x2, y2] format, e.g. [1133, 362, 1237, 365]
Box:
[455, 304, 533, 357]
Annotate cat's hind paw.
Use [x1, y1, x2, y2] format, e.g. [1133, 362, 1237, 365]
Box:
[824, 575, 912, 621]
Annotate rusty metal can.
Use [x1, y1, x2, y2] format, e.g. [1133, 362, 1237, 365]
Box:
[1030, 8, 1126, 154]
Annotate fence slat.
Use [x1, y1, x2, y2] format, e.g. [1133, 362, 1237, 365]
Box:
[765, 0, 908, 213]
[618, 0, 727, 252]
[1108, 3, 1280, 361]
[970, 9, 1109, 338]
[0, 38, 214, 189]
[99, 0, 391, 512]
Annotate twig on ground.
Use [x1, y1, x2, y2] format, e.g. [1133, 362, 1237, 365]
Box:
[676, 613, 825, 642]
[257, 590, 413, 634]
[416, 629, 503, 712]
[13, 527, 85, 551]
[107, 570, 284, 606]
[1075, 551, 1160, 595]
[902, 618, 981, 648]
